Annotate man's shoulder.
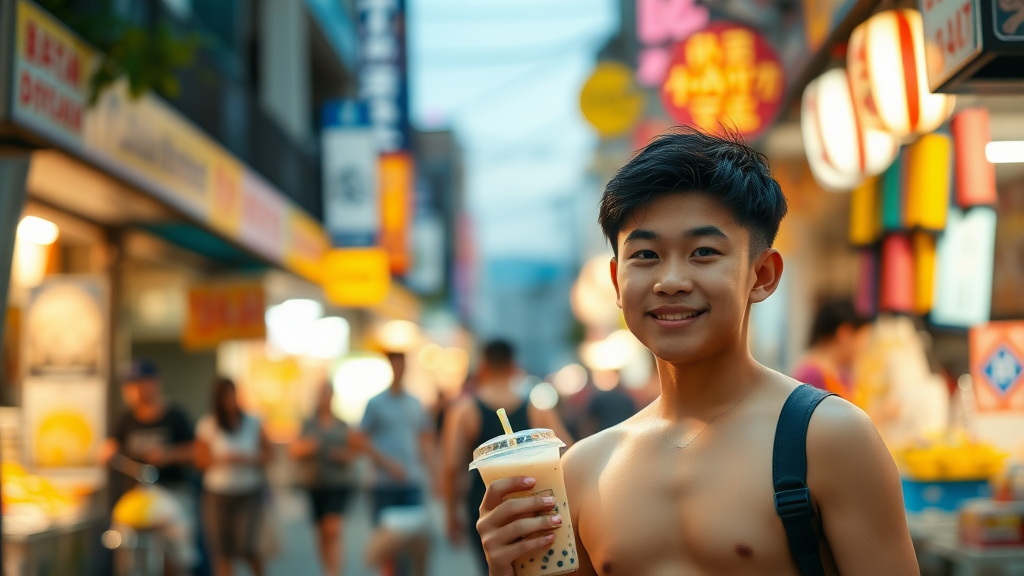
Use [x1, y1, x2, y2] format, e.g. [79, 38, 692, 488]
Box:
[563, 418, 638, 478]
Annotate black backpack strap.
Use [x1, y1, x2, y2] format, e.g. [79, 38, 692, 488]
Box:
[773, 384, 834, 576]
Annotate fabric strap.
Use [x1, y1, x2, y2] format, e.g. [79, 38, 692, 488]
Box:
[773, 384, 834, 576]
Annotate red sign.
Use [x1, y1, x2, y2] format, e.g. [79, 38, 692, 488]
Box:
[660, 22, 784, 141]
[183, 283, 266, 350]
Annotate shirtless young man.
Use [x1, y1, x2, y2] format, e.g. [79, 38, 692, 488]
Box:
[475, 129, 919, 575]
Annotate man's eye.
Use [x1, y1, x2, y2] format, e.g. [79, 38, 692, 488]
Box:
[692, 247, 719, 258]
[629, 250, 658, 260]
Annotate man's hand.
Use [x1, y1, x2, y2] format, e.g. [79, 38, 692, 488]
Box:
[141, 446, 167, 467]
[477, 476, 561, 576]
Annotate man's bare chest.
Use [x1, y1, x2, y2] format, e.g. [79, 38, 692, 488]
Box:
[575, 434, 800, 575]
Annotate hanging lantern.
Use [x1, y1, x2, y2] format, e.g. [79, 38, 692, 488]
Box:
[849, 176, 882, 247]
[880, 148, 907, 232]
[912, 232, 936, 316]
[855, 249, 879, 318]
[951, 108, 998, 208]
[880, 234, 914, 313]
[904, 132, 952, 231]
[847, 9, 955, 137]
[801, 69, 899, 192]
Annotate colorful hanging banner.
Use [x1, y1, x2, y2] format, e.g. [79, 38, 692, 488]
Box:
[931, 207, 997, 327]
[660, 22, 784, 141]
[970, 321, 1024, 412]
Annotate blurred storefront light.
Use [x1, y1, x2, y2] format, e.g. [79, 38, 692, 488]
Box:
[580, 330, 643, 372]
[378, 319, 420, 352]
[985, 141, 1024, 164]
[552, 363, 588, 396]
[571, 254, 621, 329]
[332, 353, 394, 424]
[12, 216, 59, 288]
[417, 343, 444, 371]
[593, 370, 620, 392]
[306, 317, 351, 360]
[265, 299, 324, 356]
[529, 382, 559, 410]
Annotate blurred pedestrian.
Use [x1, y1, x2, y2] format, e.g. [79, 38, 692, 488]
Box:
[792, 298, 870, 399]
[581, 371, 638, 438]
[101, 358, 198, 573]
[195, 377, 271, 576]
[360, 351, 435, 576]
[289, 383, 361, 576]
[440, 340, 573, 571]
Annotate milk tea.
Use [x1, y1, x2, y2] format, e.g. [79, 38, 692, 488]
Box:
[471, 430, 577, 576]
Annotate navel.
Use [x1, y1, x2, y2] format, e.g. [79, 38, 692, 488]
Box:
[736, 544, 754, 558]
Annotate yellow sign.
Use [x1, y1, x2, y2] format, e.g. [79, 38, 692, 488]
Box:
[285, 209, 331, 284]
[323, 248, 391, 307]
[579, 62, 645, 138]
[379, 153, 414, 275]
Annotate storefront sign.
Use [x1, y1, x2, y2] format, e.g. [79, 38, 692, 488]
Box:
[11, 0, 92, 148]
[323, 248, 391, 307]
[322, 99, 379, 246]
[931, 207, 997, 327]
[635, 0, 709, 86]
[579, 62, 645, 139]
[21, 276, 107, 483]
[183, 282, 266, 350]
[379, 152, 413, 275]
[661, 22, 784, 141]
[970, 321, 1024, 411]
[922, 0, 983, 88]
[6, 0, 331, 283]
[358, 0, 409, 153]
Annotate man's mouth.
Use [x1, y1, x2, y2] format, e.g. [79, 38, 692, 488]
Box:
[649, 310, 706, 321]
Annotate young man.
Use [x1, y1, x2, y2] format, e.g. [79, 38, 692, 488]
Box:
[475, 129, 917, 575]
[440, 340, 573, 571]
[361, 351, 435, 575]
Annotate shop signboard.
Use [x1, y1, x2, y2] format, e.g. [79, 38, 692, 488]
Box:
[285, 209, 332, 284]
[635, 0, 710, 86]
[182, 282, 266, 350]
[322, 99, 379, 247]
[10, 0, 92, 149]
[379, 152, 413, 275]
[358, 0, 409, 153]
[579, 62, 645, 139]
[661, 22, 785, 141]
[931, 207, 997, 328]
[920, 0, 1024, 92]
[970, 321, 1024, 411]
[21, 276, 107, 485]
[323, 247, 391, 307]
[239, 170, 288, 265]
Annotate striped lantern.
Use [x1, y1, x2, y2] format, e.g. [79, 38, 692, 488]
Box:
[849, 176, 882, 247]
[904, 132, 952, 231]
[855, 249, 879, 318]
[801, 68, 900, 192]
[847, 9, 955, 137]
[951, 108, 998, 207]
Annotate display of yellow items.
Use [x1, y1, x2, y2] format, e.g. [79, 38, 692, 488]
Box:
[1, 462, 81, 521]
[898, 435, 1008, 482]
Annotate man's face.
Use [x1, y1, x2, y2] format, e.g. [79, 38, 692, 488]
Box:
[123, 378, 160, 409]
[389, 355, 406, 385]
[610, 192, 771, 364]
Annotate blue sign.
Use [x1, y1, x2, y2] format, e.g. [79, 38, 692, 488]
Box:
[983, 345, 1024, 395]
[358, 0, 410, 152]
[321, 99, 378, 247]
[321, 100, 372, 128]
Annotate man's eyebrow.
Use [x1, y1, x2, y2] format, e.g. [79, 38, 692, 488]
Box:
[684, 225, 728, 240]
[623, 229, 658, 244]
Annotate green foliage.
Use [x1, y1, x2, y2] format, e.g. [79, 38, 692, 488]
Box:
[36, 0, 203, 104]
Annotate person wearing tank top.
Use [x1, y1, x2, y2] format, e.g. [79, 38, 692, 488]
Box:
[441, 340, 574, 572]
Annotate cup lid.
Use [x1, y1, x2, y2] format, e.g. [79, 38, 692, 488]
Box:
[469, 428, 564, 471]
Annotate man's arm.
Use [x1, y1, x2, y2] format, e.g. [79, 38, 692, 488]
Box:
[441, 398, 476, 544]
[807, 398, 918, 575]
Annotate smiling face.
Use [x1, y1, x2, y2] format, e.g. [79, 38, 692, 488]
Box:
[610, 192, 782, 364]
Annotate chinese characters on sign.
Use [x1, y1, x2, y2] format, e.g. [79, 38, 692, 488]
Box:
[358, 0, 409, 153]
[660, 22, 784, 141]
[920, 0, 982, 89]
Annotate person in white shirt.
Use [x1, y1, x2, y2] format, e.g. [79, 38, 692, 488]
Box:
[195, 377, 271, 576]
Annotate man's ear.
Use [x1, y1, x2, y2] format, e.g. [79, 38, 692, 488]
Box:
[749, 249, 783, 304]
[609, 258, 622, 309]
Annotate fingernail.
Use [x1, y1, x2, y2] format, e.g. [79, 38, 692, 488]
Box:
[542, 496, 555, 506]
[551, 515, 562, 526]
[544, 533, 556, 543]
[524, 477, 536, 486]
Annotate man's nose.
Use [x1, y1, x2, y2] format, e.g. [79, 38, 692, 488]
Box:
[653, 258, 694, 295]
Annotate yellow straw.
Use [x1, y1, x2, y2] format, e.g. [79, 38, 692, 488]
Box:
[497, 408, 514, 436]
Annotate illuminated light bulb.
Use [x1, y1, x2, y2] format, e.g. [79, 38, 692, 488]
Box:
[17, 216, 59, 245]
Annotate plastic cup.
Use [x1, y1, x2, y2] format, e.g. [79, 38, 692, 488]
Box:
[469, 428, 577, 575]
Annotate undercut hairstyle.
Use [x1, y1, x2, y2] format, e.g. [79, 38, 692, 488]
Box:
[482, 340, 515, 372]
[598, 126, 788, 258]
[808, 298, 869, 347]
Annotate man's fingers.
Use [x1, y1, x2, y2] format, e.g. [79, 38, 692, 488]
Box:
[479, 494, 556, 533]
[484, 531, 557, 567]
[484, 513, 563, 548]
[480, 476, 536, 511]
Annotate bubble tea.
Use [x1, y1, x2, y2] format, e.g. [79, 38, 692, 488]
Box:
[470, 428, 578, 575]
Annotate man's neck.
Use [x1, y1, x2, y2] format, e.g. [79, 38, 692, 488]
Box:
[656, 343, 764, 421]
[389, 384, 403, 396]
[133, 399, 167, 423]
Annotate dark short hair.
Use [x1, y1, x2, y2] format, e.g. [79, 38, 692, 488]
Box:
[213, 377, 240, 433]
[598, 126, 788, 258]
[122, 359, 159, 383]
[482, 340, 515, 372]
[809, 299, 868, 347]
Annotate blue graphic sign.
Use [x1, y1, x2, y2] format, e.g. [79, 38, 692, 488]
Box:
[358, 0, 410, 152]
[983, 345, 1024, 395]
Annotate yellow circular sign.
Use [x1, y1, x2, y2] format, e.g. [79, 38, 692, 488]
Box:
[579, 62, 645, 139]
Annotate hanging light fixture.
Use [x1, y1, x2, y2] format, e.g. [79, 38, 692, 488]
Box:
[847, 9, 955, 137]
[801, 68, 899, 192]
